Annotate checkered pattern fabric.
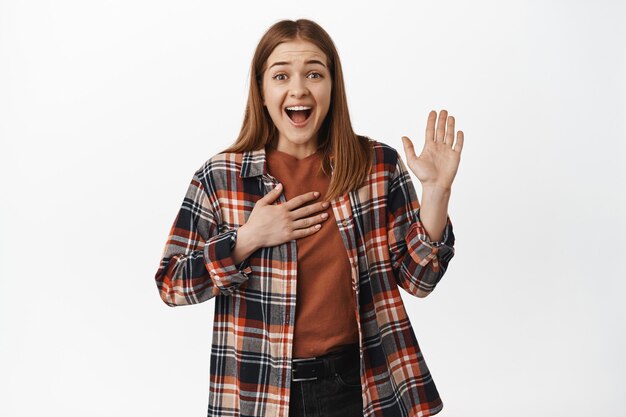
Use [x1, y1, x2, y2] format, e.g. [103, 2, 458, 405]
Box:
[155, 138, 455, 417]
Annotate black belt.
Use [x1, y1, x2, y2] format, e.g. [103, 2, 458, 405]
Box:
[291, 344, 360, 382]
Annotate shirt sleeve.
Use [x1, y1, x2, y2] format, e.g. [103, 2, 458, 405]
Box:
[386, 153, 455, 298]
[154, 171, 252, 306]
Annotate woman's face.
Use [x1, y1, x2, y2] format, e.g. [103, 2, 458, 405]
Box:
[261, 39, 332, 153]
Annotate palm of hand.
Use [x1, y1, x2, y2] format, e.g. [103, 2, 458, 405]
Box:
[402, 110, 464, 189]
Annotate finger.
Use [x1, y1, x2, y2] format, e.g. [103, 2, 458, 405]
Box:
[259, 182, 284, 205]
[401, 136, 417, 159]
[425, 110, 437, 142]
[445, 116, 455, 147]
[291, 201, 329, 219]
[291, 224, 322, 239]
[292, 212, 329, 230]
[283, 190, 319, 211]
[453, 130, 464, 153]
[435, 109, 448, 142]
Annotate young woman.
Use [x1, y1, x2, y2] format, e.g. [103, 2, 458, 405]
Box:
[155, 18, 463, 417]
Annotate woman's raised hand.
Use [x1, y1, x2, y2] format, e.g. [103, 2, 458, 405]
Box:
[401, 109, 464, 190]
[239, 183, 330, 250]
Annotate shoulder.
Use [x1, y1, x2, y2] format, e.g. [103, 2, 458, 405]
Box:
[358, 135, 401, 175]
[194, 151, 245, 182]
[188, 151, 248, 196]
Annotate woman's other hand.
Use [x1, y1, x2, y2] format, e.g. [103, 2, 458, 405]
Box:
[401, 109, 464, 190]
[237, 184, 330, 254]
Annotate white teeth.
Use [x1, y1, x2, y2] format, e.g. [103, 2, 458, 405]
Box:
[285, 106, 312, 111]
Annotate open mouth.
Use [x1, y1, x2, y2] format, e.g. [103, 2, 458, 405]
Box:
[285, 107, 313, 125]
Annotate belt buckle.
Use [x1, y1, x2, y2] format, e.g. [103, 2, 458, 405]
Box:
[292, 357, 318, 382]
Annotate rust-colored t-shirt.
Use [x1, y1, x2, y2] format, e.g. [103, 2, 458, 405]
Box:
[265, 145, 359, 358]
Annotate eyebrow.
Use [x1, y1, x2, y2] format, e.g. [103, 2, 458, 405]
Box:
[268, 59, 327, 69]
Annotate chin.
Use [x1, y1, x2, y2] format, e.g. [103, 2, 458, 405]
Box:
[284, 135, 317, 146]
[279, 127, 320, 145]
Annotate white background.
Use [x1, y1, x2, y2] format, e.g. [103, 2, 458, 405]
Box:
[1, 1, 625, 416]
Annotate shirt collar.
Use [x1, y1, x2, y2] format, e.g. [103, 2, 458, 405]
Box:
[239, 145, 334, 178]
[240, 147, 268, 178]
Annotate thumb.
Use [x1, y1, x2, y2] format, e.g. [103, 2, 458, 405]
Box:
[259, 182, 283, 205]
[401, 136, 416, 159]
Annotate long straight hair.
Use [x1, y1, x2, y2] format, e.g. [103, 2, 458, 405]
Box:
[222, 19, 372, 201]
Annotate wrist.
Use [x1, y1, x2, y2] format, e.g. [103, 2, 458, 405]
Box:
[421, 183, 452, 195]
[237, 223, 260, 252]
[231, 223, 260, 266]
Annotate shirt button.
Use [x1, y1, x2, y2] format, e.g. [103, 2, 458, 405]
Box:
[342, 220, 348, 227]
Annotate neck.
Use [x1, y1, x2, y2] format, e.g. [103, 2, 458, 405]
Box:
[272, 138, 319, 160]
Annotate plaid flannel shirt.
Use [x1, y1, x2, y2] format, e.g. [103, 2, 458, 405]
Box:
[155, 138, 455, 417]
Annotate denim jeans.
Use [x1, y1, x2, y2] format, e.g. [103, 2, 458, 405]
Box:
[288, 347, 364, 417]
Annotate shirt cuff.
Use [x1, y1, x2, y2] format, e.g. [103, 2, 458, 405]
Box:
[203, 228, 252, 296]
[405, 217, 455, 266]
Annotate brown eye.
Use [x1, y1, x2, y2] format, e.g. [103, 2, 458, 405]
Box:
[273, 73, 287, 81]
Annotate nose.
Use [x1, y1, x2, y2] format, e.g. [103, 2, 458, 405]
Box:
[289, 76, 309, 98]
